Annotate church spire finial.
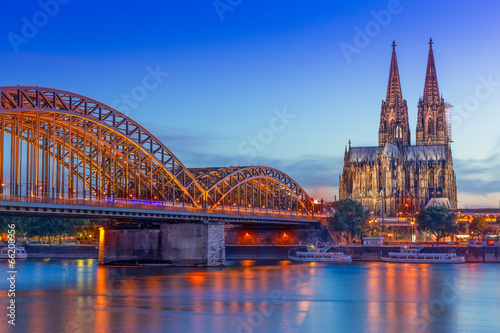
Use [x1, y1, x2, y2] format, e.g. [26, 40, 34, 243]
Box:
[423, 38, 439, 102]
[379, 40, 410, 147]
[386, 40, 402, 104]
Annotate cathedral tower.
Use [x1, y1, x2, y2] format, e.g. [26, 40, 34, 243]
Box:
[340, 39, 457, 216]
[379, 41, 410, 148]
[416, 39, 448, 145]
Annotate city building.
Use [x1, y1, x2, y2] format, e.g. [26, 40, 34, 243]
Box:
[339, 39, 457, 217]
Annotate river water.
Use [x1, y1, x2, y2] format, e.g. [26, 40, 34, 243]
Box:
[1, 259, 499, 333]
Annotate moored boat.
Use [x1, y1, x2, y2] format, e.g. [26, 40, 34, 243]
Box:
[0, 243, 28, 259]
[380, 246, 465, 263]
[288, 241, 352, 263]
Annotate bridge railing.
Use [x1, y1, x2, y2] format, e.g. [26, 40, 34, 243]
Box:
[0, 194, 327, 220]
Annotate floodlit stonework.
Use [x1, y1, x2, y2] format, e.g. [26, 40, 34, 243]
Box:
[339, 40, 457, 217]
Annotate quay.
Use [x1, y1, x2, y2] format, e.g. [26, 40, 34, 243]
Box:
[23, 244, 500, 263]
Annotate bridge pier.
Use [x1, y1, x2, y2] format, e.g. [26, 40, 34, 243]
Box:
[98, 221, 225, 266]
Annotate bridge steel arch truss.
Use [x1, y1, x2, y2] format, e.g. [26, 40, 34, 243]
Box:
[190, 166, 315, 215]
[0, 86, 317, 216]
[0, 86, 203, 206]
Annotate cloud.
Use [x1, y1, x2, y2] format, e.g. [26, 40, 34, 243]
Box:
[458, 192, 500, 209]
[137, 119, 500, 208]
[454, 139, 500, 207]
[136, 122, 346, 201]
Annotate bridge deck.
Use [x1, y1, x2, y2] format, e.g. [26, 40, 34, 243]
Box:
[0, 196, 324, 226]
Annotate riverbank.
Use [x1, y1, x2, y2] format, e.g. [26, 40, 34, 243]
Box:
[25, 245, 98, 259]
[23, 244, 500, 262]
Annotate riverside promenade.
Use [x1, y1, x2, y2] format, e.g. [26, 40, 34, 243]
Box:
[23, 244, 500, 262]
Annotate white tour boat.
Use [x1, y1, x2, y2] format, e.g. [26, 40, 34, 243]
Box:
[0, 243, 28, 259]
[380, 246, 465, 263]
[288, 242, 352, 263]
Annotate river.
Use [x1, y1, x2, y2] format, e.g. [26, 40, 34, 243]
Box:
[1, 259, 499, 332]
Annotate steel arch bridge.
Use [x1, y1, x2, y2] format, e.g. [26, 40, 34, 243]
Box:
[0, 86, 318, 216]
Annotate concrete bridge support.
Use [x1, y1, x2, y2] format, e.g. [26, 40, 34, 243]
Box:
[98, 221, 225, 266]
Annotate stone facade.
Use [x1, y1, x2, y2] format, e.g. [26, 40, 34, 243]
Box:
[98, 221, 226, 266]
[205, 222, 226, 266]
[340, 40, 457, 216]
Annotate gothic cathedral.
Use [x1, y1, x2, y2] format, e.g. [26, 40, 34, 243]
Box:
[339, 39, 457, 217]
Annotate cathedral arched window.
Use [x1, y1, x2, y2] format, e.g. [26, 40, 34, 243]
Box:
[428, 119, 434, 135]
[395, 125, 402, 139]
[438, 170, 445, 189]
[428, 169, 434, 189]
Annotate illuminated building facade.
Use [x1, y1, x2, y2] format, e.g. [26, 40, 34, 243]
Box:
[339, 39, 457, 216]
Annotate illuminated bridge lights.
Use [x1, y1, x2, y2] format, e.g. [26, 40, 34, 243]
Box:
[0, 86, 318, 217]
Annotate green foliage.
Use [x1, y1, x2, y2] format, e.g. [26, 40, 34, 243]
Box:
[457, 221, 468, 234]
[0, 216, 95, 244]
[416, 206, 458, 243]
[327, 199, 370, 244]
[0, 217, 27, 236]
[469, 216, 498, 237]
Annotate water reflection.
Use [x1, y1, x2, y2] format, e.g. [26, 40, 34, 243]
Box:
[0, 259, 499, 332]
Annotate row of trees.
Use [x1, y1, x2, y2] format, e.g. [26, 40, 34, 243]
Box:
[0, 216, 99, 245]
[326, 199, 499, 244]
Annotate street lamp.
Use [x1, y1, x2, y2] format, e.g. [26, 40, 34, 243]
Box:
[410, 221, 415, 243]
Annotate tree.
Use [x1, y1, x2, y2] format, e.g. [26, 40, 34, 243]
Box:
[469, 216, 498, 237]
[416, 206, 458, 243]
[326, 199, 370, 245]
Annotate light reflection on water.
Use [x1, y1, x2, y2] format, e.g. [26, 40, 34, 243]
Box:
[1, 259, 499, 332]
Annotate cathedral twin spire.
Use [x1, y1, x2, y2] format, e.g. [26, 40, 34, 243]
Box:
[422, 38, 440, 103]
[379, 39, 448, 148]
[378, 40, 410, 148]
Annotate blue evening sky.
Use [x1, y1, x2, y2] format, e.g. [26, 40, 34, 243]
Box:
[1, 0, 499, 207]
